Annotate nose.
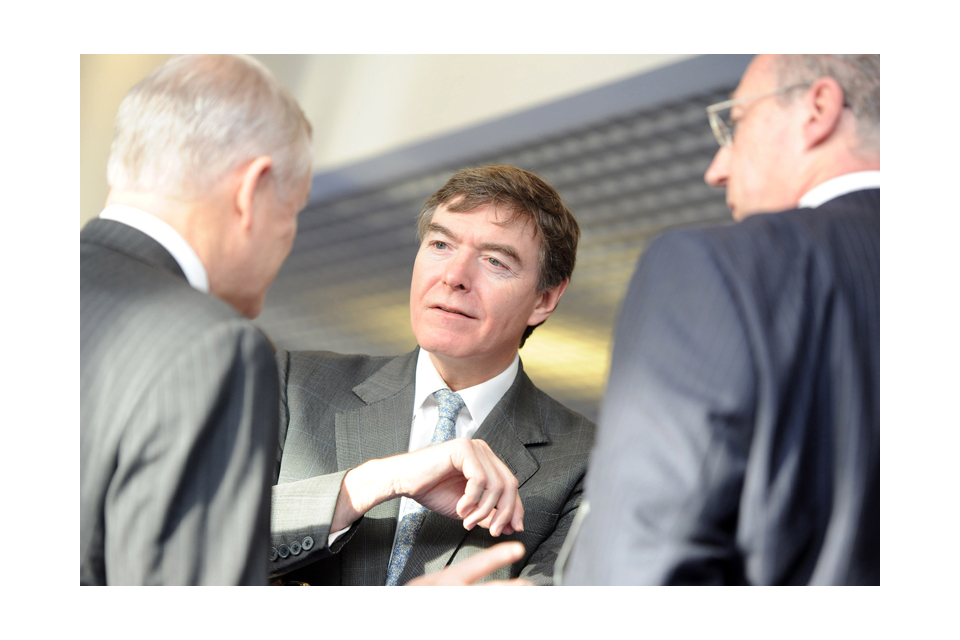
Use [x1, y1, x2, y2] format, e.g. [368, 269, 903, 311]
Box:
[442, 249, 472, 292]
[704, 145, 729, 188]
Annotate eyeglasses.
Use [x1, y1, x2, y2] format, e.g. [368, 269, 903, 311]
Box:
[706, 83, 809, 147]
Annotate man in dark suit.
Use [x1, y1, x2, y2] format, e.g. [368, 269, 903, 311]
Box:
[269, 165, 595, 585]
[561, 54, 880, 585]
[80, 54, 314, 585]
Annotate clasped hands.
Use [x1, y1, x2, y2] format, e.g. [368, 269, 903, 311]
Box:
[333, 438, 524, 537]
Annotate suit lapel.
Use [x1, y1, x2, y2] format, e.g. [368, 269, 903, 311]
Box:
[334, 349, 418, 470]
[398, 361, 547, 583]
[471, 365, 546, 488]
[335, 350, 418, 585]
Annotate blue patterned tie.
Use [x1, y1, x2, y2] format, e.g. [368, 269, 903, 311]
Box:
[385, 389, 466, 585]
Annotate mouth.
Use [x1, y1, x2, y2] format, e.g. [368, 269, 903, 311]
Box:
[432, 305, 476, 319]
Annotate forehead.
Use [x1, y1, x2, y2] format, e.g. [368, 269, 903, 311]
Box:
[733, 55, 778, 99]
[431, 202, 537, 242]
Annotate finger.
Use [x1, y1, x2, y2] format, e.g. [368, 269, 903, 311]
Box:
[511, 488, 525, 533]
[489, 473, 520, 536]
[475, 509, 498, 530]
[474, 508, 514, 535]
[455, 441, 498, 525]
[462, 444, 506, 530]
[468, 441, 519, 535]
[407, 542, 526, 586]
[450, 441, 487, 519]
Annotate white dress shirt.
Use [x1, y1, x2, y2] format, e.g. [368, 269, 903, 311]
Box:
[99, 205, 209, 293]
[389, 349, 520, 554]
[798, 171, 880, 209]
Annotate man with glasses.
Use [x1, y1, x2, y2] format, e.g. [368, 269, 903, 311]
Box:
[560, 55, 879, 585]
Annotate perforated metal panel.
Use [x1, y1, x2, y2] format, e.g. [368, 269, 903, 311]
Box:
[256, 58, 746, 422]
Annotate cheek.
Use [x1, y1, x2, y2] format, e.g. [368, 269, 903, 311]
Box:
[732, 152, 765, 192]
[492, 286, 535, 324]
[411, 254, 442, 288]
[409, 263, 430, 306]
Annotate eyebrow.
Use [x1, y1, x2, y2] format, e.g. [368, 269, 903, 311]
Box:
[425, 222, 524, 268]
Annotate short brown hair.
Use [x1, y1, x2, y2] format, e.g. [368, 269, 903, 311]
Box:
[417, 164, 580, 347]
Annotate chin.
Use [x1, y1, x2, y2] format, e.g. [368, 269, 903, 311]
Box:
[233, 297, 264, 320]
[415, 332, 474, 360]
[417, 338, 459, 358]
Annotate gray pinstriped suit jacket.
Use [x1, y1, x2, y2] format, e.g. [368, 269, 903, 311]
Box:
[269, 348, 595, 585]
[564, 190, 880, 585]
[80, 219, 278, 585]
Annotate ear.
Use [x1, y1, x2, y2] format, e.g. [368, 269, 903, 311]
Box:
[527, 279, 569, 326]
[802, 77, 845, 151]
[234, 156, 274, 231]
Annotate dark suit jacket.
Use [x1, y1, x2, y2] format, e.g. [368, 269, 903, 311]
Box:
[80, 219, 279, 585]
[269, 348, 595, 585]
[564, 189, 879, 585]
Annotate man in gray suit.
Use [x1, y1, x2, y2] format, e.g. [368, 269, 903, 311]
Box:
[270, 164, 595, 585]
[80, 54, 314, 585]
[561, 55, 879, 585]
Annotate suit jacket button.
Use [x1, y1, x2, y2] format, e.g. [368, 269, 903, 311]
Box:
[270, 547, 278, 562]
[290, 541, 302, 555]
[278, 544, 290, 559]
[302, 536, 314, 551]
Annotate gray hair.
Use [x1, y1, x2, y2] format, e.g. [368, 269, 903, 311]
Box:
[107, 54, 313, 201]
[774, 55, 880, 151]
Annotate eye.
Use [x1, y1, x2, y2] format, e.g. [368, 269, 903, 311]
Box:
[486, 256, 514, 274]
[431, 240, 448, 250]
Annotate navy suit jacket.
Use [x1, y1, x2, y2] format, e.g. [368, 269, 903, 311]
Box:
[564, 189, 879, 585]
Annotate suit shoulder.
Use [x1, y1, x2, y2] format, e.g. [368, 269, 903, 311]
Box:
[538, 386, 595, 428]
[697, 193, 878, 251]
[82, 257, 264, 372]
[520, 374, 597, 443]
[647, 199, 876, 287]
[276, 349, 392, 390]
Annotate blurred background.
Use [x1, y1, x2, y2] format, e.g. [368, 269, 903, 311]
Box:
[80, 54, 753, 421]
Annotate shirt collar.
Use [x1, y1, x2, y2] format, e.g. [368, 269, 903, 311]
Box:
[414, 348, 520, 429]
[798, 171, 881, 209]
[99, 205, 209, 293]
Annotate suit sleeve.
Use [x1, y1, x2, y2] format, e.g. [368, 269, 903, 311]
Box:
[268, 349, 361, 578]
[563, 231, 757, 585]
[104, 321, 278, 585]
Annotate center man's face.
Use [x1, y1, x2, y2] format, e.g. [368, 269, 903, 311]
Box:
[409, 202, 554, 375]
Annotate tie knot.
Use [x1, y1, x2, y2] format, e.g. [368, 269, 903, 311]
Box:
[434, 389, 465, 422]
